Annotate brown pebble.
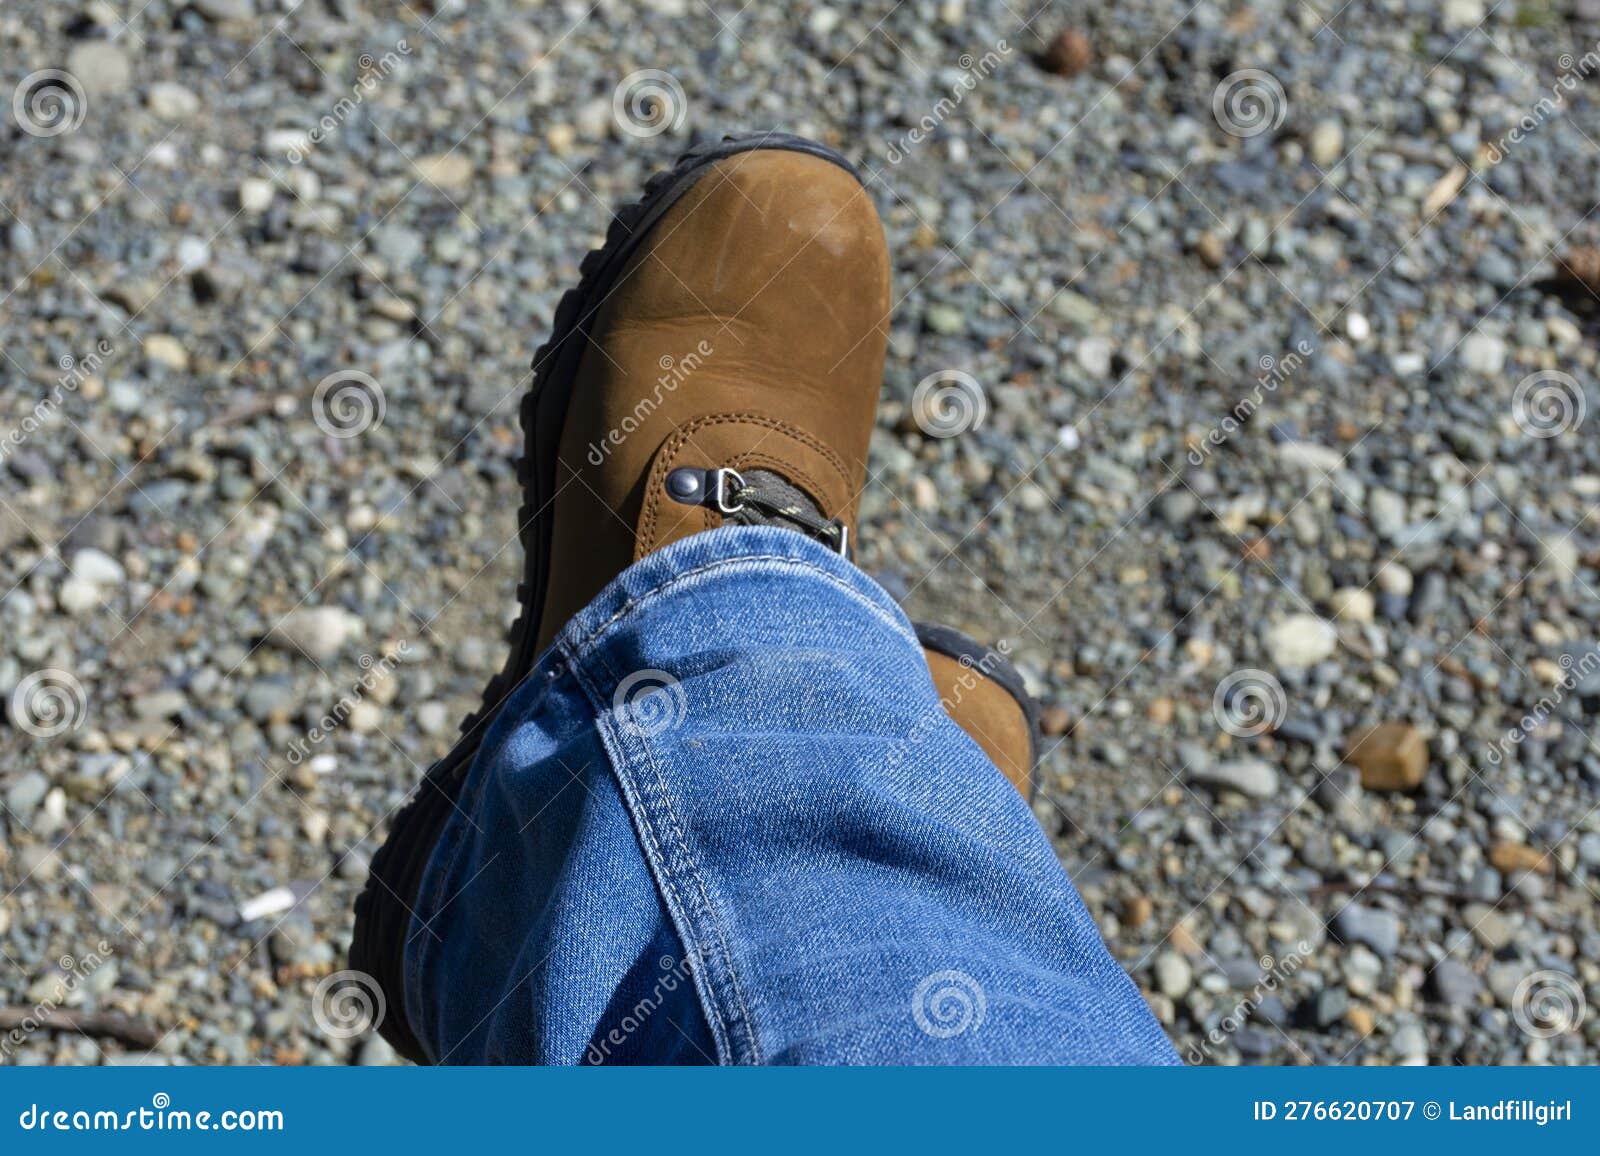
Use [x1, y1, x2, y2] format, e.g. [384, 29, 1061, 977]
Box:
[1168, 920, 1201, 956]
[1345, 1005, 1375, 1036]
[1343, 722, 1428, 791]
[1194, 231, 1226, 268]
[1039, 704, 1074, 736]
[1121, 895, 1153, 928]
[1557, 245, 1600, 294]
[1489, 842, 1551, 876]
[1039, 28, 1093, 78]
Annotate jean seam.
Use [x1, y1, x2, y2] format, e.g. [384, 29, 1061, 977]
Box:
[562, 648, 743, 1062]
[560, 551, 912, 663]
[562, 640, 765, 1065]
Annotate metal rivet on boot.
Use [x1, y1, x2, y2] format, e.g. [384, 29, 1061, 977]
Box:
[665, 468, 705, 504]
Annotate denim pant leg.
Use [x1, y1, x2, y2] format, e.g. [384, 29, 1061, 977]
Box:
[404, 526, 1178, 1065]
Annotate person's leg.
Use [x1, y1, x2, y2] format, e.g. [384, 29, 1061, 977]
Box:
[403, 524, 1176, 1064]
[352, 133, 1174, 1064]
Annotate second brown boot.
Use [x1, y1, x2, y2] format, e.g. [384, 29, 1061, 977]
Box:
[917, 623, 1041, 802]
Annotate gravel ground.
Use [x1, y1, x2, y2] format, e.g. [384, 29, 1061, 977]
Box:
[3, 0, 1599, 1066]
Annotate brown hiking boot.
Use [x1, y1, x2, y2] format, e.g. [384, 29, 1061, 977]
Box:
[531, 141, 889, 643]
[917, 623, 1041, 802]
[352, 133, 890, 1063]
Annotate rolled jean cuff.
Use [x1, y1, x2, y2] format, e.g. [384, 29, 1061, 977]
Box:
[404, 524, 1177, 1064]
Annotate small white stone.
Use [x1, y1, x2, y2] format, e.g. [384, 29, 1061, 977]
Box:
[58, 576, 101, 615]
[265, 128, 310, 157]
[176, 236, 210, 272]
[67, 41, 132, 96]
[1537, 534, 1579, 586]
[1327, 586, 1375, 624]
[808, 6, 840, 34]
[1459, 332, 1506, 376]
[265, 606, 360, 662]
[1376, 561, 1414, 596]
[1277, 442, 1343, 473]
[238, 886, 296, 922]
[1264, 613, 1338, 668]
[1154, 951, 1192, 998]
[143, 334, 190, 371]
[1075, 337, 1113, 378]
[1189, 758, 1280, 799]
[416, 152, 473, 189]
[70, 547, 126, 586]
[146, 81, 200, 119]
[238, 178, 275, 213]
[1390, 351, 1427, 377]
[1309, 119, 1344, 167]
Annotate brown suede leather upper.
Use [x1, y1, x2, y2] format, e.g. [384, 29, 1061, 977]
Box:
[925, 649, 1034, 800]
[536, 150, 891, 647]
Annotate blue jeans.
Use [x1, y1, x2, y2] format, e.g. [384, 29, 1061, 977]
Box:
[402, 526, 1177, 1065]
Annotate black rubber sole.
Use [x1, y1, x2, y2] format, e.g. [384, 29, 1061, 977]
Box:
[349, 132, 859, 1064]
